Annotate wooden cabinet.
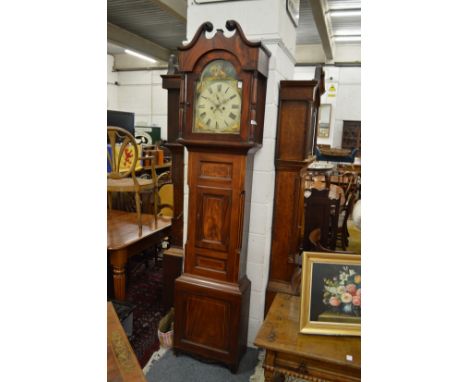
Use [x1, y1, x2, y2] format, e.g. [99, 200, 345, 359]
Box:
[265, 71, 324, 315]
[341, 120, 361, 157]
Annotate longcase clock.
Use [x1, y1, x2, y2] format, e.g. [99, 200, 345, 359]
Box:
[173, 20, 270, 371]
[265, 68, 325, 315]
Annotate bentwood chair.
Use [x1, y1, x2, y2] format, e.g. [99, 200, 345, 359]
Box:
[107, 126, 159, 235]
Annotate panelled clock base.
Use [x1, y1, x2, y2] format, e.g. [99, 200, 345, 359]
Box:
[174, 274, 250, 372]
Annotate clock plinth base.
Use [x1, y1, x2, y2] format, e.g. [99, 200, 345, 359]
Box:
[173, 273, 251, 372]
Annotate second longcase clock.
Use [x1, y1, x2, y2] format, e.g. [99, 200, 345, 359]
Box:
[173, 20, 270, 371]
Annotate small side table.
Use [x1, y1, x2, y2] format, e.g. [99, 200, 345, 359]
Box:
[254, 293, 360, 382]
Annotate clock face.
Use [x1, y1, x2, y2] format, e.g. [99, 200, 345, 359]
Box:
[193, 60, 242, 134]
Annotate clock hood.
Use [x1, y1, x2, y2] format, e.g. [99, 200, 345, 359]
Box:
[178, 20, 270, 77]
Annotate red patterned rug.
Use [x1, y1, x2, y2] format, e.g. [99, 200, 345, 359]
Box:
[124, 252, 165, 367]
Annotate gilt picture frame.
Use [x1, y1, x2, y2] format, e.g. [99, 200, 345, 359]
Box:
[300, 252, 361, 336]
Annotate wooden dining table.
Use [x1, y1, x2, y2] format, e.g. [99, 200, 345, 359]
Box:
[108, 210, 172, 300]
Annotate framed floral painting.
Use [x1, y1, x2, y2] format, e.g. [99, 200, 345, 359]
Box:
[300, 252, 361, 336]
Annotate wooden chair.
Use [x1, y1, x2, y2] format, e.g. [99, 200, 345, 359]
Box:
[332, 171, 357, 201]
[335, 191, 357, 250]
[308, 228, 356, 254]
[157, 171, 172, 187]
[107, 126, 159, 235]
[158, 182, 174, 218]
[302, 188, 340, 251]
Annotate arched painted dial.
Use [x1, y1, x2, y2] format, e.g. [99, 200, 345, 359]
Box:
[194, 80, 242, 134]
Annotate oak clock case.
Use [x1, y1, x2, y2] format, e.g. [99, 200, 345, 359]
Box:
[174, 20, 270, 372]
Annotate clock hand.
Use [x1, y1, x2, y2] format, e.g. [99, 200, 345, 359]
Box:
[219, 94, 236, 106]
[201, 95, 223, 114]
[200, 95, 218, 107]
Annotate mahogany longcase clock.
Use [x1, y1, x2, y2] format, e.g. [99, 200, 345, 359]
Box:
[173, 20, 270, 371]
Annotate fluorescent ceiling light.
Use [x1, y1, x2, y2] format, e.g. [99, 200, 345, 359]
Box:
[329, 10, 361, 17]
[334, 30, 361, 36]
[124, 49, 157, 63]
[334, 36, 361, 42]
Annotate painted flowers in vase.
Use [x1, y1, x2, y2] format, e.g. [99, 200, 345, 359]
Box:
[323, 266, 361, 316]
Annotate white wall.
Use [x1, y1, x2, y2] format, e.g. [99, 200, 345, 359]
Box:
[295, 43, 361, 64]
[106, 55, 169, 139]
[294, 65, 361, 148]
[107, 55, 118, 110]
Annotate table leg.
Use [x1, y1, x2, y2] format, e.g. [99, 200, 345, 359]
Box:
[110, 250, 128, 300]
[112, 265, 126, 300]
[264, 368, 275, 382]
[263, 350, 285, 382]
[264, 369, 285, 382]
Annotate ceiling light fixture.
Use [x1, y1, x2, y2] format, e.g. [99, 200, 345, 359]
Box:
[329, 9, 361, 17]
[124, 49, 157, 63]
[334, 30, 361, 36]
[334, 36, 361, 42]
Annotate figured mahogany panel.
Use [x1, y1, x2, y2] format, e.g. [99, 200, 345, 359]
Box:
[199, 161, 233, 181]
[195, 256, 226, 273]
[195, 186, 232, 252]
[192, 246, 229, 280]
[184, 295, 230, 352]
[174, 274, 251, 370]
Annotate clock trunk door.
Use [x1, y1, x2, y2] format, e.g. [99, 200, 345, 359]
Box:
[185, 151, 245, 283]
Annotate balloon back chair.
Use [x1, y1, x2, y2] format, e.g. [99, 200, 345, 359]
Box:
[107, 126, 159, 235]
[156, 171, 174, 218]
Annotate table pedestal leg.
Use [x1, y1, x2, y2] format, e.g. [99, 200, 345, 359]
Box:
[110, 249, 128, 300]
[112, 265, 126, 300]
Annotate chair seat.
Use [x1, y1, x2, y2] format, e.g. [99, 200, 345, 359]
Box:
[107, 177, 155, 192]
